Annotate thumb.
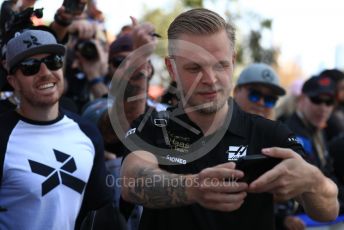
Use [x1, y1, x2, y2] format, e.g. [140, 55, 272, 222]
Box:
[214, 161, 236, 170]
[130, 16, 138, 27]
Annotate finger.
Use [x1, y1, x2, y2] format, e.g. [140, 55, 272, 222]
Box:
[130, 16, 138, 27]
[200, 167, 244, 180]
[140, 22, 155, 34]
[262, 147, 302, 160]
[214, 161, 236, 169]
[202, 191, 247, 204]
[248, 166, 282, 192]
[201, 181, 248, 193]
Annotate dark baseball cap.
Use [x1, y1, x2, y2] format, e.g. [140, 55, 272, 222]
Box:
[319, 69, 344, 83]
[5, 30, 65, 72]
[108, 34, 133, 60]
[236, 63, 286, 96]
[302, 76, 335, 97]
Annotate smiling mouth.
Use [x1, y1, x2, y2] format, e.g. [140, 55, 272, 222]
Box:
[38, 83, 55, 90]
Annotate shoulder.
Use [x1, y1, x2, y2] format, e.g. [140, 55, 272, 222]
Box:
[284, 112, 311, 138]
[285, 113, 303, 129]
[233, 106, 300, 148]
[0, 110, 20, 135]
[232, 103, 288, 134]
[0, 110, 20, 145]
[62, 109, 102, 143]
[128, 108, 170, 133]
[251, 113, 293, 139]
[0, 111, 20, 180]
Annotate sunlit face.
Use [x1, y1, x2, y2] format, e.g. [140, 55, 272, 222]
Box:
[299, 94, 334, 129]
[7, 53, 64, 109]
[234, 84, 278, 119]
[109, 51, 130, 77]
[166, 30, 235, 114]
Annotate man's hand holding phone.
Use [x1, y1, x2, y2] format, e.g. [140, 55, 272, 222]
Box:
[248, 147, 323, 202]
[235, 154, 281, 184]
[189, 162, 248, 212]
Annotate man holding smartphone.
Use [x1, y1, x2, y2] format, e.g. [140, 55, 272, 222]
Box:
[119, 8, 339, 230]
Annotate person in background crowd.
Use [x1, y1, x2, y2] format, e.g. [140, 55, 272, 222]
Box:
[97, 17, 160, 157]
[160, 80, 179, 107]
[275, 79, 304, 122]
[285, 76, 336, 175]
[285, 75, 344, 214]
[64, 19, 109, 107]
[329, 133, 344, 187]
[80, 17, 159, 230]
[233, 63, 285, 120]
[233, 63, 305, 230]
[319, 69, 344, 142]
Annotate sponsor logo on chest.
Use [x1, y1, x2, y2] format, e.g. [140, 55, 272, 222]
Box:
[227, 145, 248, 161]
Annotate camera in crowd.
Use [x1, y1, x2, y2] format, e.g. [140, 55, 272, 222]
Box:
[75, 39, 99, 61]
[0, 1, 44, 90]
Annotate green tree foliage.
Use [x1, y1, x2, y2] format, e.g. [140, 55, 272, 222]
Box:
[142, 3, 183, 57]
[248, 19, 277, 65]
[183, 0, 203, 8]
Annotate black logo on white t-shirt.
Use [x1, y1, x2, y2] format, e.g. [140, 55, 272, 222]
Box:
[28, 149, 86, 196]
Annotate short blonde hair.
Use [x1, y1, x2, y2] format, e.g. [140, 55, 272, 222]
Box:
[167, 8, 236, 54]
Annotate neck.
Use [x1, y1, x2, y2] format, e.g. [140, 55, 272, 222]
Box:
[186, 103, 229, 136]
[18, 103, 59, 122]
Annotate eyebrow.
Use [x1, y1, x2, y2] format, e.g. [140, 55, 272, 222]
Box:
[183, 59, 231, 67]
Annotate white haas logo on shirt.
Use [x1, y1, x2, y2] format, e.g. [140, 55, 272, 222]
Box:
[227, 145, 247, 161]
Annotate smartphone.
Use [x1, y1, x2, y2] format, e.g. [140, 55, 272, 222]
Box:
[63, 0, 86, 15]
[235, 155, 281, 183]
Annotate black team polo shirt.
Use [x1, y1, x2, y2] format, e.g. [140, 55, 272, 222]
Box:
[123, 99, 304, 230]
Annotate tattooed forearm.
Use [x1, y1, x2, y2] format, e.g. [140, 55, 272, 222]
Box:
[125, 167, 190, 208]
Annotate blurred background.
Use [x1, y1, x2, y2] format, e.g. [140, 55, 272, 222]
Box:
[8, 0, 344, 96]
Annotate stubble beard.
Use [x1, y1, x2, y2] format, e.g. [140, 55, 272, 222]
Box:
[21, 83, 63, 109]
[187, 93, 228, 114]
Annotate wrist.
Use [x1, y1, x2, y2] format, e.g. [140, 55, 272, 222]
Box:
[307, 165, 327, 193]
[54, 13, 72, 27]
[185, 174, 199, 204]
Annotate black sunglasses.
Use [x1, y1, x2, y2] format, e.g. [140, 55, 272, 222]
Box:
[247, 89, 278, 108]
[309, 96, 335, 106]
[110, 56, 126, 68]
[11, 54, 63, 76]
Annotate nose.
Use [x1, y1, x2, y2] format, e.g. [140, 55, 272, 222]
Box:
[71, 59, 79, 69]
[255, 97, 265, 106]
[38, 62, 50, 74]
[201, 68, 217, 85]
